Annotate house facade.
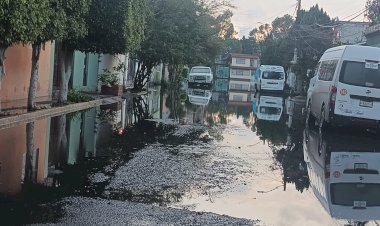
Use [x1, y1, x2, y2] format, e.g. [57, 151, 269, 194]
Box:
[1, 43, 54, 110]
[365, 23, 380, 47]
[228, 53, 259, 105]
[333, 21, 369, 44]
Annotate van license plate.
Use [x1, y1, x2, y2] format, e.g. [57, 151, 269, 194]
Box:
[359, 100, 373, 108]
[354, 201, 367, 208]
[354, 163, 368, 170]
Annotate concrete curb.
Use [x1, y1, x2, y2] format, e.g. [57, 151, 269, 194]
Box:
[0, 96, 122, 130]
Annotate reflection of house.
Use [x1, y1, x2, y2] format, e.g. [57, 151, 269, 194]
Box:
[333, 21, 369, 44]
[0, 119, 50, 195]
[1, 43, 54, 110]
[365, 23, 380, 47]
[228, 53, 259, 105]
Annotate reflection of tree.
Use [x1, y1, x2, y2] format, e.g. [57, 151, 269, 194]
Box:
[167, 86, 187, 120]
[133, 96, 150, 122]
[255, 119, 288, 145]
[273, 145, 309, 193]
[25, 122, 38, 185]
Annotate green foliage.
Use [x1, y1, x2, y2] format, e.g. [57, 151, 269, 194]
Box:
[79, 0, 148, 54]
[0, 0, 50, 47]
[67, 89, 94, 103]
[98, 63, 124, 87]
[366, 0, 380, 24]
[97, 109, 117, 124]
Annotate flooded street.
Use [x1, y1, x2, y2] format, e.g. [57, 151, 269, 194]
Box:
[1, 85, 380, 226]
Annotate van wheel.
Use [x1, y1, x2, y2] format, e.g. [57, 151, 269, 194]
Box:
[318, 106, 325, 131]
[306, 101, 315, 126]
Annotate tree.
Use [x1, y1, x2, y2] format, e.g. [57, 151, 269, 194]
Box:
[133, 0, 223, 90]
[272, 14, 294, 34]
[293, 5, 334, 85]
[53, 0, 91, 104]
[216, 9, 237, 39]
[79, 0, 148, 55]
[28, 0, 67, 110]
[0, 0, 50, 110]
[241, 36, 256, 54]
[366, 0, 380, 24]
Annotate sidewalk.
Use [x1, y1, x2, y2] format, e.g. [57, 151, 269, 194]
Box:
[0, 95, 122, 130]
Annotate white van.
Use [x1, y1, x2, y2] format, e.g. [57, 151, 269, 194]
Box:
[306, 45, 380, 128]
[254, 65, 286, 91]
[252, 94, 283, 121]
[303, 128, 380, 221]
[188, 66, 213, 85]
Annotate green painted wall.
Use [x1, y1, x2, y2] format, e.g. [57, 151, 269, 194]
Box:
[68, 116, 81, 165]
[83, 109, 96, 157]
[72, 51, 100, 92]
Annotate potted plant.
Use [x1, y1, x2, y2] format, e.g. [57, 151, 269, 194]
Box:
[98, 64, 124, 96]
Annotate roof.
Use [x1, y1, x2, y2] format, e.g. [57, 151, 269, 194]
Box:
[231, 53, 259, 59]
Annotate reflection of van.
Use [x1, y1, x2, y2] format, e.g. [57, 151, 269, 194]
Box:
[188, 66, 213, 85]
[306, 45, 380, 128]
[187, 88, 212, 106]
[303, 128, 380, 221]
[255, 65, 286, 91]
[253, 95, 283, 121]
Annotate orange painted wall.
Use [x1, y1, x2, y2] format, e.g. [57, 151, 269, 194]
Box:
[0, 119, 49, 195]
[1, 43, 52, 106]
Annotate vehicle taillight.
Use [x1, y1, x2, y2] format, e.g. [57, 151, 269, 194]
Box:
[325, 158, 330, 178]
[329, 85, 337, 106]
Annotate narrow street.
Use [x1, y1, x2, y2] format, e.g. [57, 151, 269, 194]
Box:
[0, 84, 378, 226]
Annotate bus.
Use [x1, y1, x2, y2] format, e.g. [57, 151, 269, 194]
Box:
[255, 65, 286, 92]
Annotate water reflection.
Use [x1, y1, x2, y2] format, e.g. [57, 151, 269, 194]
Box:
[253, 93, 284, 122]
[0, 93, 158, 223]
[304, 127, 380, 224]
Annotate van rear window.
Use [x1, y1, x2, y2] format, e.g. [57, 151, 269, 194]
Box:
[262, 72, 284, 80]
[331, 183, 380, 206]
[340, 61, 380, 89]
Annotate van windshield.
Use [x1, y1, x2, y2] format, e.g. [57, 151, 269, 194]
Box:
[331, 183, 380, 206]
[262, 71, 284, 80]
[339, 61, 380, 89]
[191, 68, 211, 73]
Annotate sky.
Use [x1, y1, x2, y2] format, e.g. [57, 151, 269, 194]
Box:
[231, 0, 369, 38]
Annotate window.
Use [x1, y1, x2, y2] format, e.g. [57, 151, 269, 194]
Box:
[250, 59, 258, 67]
[232, 95, 243, 101]
[191, 67, 211, 73]
[317, 60, 338, 81]
[236, 58, 246, 64]
[83, 53, 89, 86]
[236, 70, 244, 75]
[230, 83, 249, 90]
[339, 61, 380, 89]
[331, 183, 380, 206]
[262, 71, 284, 80]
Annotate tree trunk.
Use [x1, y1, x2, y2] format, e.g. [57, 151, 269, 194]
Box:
[0, 46, 7, 112]
[25, 122, 38, 185]
[55, 115, 68, 167]
[58, 46, 74, 104]
[28, 43, 42, 111]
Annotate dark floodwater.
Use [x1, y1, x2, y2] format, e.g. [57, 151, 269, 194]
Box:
[0, 85, 380, 226]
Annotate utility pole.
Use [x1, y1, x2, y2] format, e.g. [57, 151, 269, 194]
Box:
[297, 0, 301, 18]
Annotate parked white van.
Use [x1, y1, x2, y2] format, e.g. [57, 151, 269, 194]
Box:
[254, 65, 286, 91]
[188, 66, 213, 85]
[303, 128, 380, 222]
[306, 45, 380, 128]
